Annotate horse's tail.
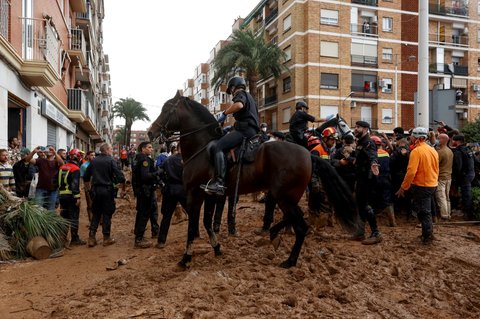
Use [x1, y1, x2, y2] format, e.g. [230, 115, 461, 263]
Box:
[312, 155, 360, 233]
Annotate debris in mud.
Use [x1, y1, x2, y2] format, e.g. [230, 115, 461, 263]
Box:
[106, 258, 128, 271]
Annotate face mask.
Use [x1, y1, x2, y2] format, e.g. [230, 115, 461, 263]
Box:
[261, 128, 267, 132]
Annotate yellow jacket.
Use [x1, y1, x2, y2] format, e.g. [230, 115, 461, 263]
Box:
[401, 141, 439, 190]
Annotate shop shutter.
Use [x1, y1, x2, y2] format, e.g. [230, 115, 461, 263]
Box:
[47, 121, 57, 148]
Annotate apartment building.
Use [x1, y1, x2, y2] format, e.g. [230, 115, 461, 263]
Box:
[207, 40, 230, 115]
[193, 63, 210, 107]
[111, 127, 148, 156]
[215, 0, 478, 132]
[0, 0, 113, 151]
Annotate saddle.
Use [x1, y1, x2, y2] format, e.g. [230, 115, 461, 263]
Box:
[207, 134, 263, 165]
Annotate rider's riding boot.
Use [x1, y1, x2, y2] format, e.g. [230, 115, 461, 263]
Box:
[203, 152, 226, 196]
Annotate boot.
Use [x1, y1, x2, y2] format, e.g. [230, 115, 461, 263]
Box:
[385, 205, 397, 227]
[70, 235, 86, 246]
[362, 231, 383, 245]
[202, 152, 226, 196]
[87, 232, 97, 247]
[134, 238, 152, 249]
[103, 235, 116, 247]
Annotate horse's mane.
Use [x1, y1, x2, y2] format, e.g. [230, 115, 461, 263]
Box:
[182, 97, 217, 124]
[315, 117, 338, 135]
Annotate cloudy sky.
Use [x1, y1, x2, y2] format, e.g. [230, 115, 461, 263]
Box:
[103, 0, 260, 130]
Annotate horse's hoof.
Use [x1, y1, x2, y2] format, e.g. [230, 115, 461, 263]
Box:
[177, 254, 192, 269]
[271, 236, 281, 251]
[279, 259, 296, 269]
[214, 244, 222, 257]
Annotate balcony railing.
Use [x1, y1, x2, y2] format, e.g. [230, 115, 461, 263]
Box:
[70, 28, 86, 53]
[429, 33, 469, 47]
[429, 3, 468, 17]
[352, 0, 378, 6]
[429, 63, 468, 76]
[68, 88, 87, 114]
[265, 94, 278, 106]
[351, 55, 378, 67]
[350, 23, 378, 37]
[456, 93, 468, 106]
[351, 85, 378, 98]
[454, 65, 468, 76]
[0, 0, 9, 39]
[265, 8, 278, 25]
[76, 5, 90, 20]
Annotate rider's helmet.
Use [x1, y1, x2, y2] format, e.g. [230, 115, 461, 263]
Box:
[411, 127, 428, 138]
[260, 123, 267, 128]
[68, 148, 82, 162]
[307, 135, 321, 148]
[296, 101, 308, 110]
[370, 135, 382, 145]
[226, 76, 246, 94]
[322, 127, 337, 139]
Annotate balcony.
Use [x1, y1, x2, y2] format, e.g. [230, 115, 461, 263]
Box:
[352, 0, 378, 6]
[0, 0, 9, 39]
[18, 18, 61, 87]
[351, 117, 378, 129]
[351, 85, 378, 99]
[67, 88, 99, 135]
[265, 8, 278, 26]
[265, 94, 278, 106]
[76, 5, 91, 24]
[455, 93, 468, 106]
[429, 63, 468, 76]
[429, 33, 468, 47]
[75, 51, 94, 84]
[68, 28, 87, 66]
[69, 0, 87, 13]
[351, 55, 378, 68]
[429, 3, 468, 18]
[351, 23, 378, 37]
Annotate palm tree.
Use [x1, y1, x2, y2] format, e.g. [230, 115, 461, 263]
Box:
[112, 98, 150, 147]
[211, 29, 287, 100]
[114, 126, 126, 146]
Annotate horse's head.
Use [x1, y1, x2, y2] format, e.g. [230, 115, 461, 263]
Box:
[148, 91, 183, 142]
[335, 114, 354, 139]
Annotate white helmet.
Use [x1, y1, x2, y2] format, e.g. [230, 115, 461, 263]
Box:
[411, 127, 428, 138]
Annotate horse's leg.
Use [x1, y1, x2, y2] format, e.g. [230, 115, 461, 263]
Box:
[178, 191, 203, 269]
[277, 203, 308, 268]
[202, 196, 222, 256]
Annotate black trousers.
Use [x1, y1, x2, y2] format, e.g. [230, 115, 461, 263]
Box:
[411, 185, 436, 238]
[355, 176, 379, 234]
[59, 196, 80, 239]
[90, 186, 116, 237]
[460, 174, 475, 218]
[134, 192, 159, 241]
[158, 192, 187, 244]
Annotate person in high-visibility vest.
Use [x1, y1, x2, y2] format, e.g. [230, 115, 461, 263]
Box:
[58, 148, 85, 246]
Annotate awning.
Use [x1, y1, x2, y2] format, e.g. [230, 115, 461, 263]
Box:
[452, 78, 467, 88]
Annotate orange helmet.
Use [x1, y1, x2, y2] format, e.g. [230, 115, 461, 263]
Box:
[322, 127, 337, 139]
[307, 136, 321, 148]
[370, 135, 382, 145]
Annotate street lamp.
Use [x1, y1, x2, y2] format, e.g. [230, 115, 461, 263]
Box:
[342, 91, 354, 110]
[394, 54, 416, 128]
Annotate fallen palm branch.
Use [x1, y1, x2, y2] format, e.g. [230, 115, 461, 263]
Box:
[0, 185, 69, 260]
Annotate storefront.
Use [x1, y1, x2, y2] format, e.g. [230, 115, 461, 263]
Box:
[40, 98, 76, 149]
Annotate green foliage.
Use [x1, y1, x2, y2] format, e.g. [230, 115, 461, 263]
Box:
[472, 187, 480, 221]
[113, 98, 150, 146]
[460, 117, 480, 143]
[0, 230, 11, 260]
[211, 29, 287, 99]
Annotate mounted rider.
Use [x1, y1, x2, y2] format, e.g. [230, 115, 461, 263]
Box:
[202, 76, 260, 196]
[289, 101, 323, 148]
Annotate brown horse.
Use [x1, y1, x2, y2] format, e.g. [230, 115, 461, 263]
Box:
[148, 92, 359, 268]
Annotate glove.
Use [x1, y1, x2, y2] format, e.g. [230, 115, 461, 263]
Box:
[217, 112, 227, 124]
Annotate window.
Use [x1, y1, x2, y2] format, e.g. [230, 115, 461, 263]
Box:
[381, 78, 393, 93]
[282, 107, 291, 123]
[382, 17, 393, 32]
[352, 73, 377, 92]
[321, 106, 338, 119]
[283, 14, 291, 32]
[321, 41, 339, 58]
[382, 48, 393, 62]
[284, 45, 292, 62]
[320, 73, 339, 89]
[320, 9, 338, 25]
[272, 112, 277, 131]
[382, 109, 393, 124]
[283, 76, 292, 92]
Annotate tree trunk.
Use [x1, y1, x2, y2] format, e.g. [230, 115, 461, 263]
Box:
[248, 74, 260, 103]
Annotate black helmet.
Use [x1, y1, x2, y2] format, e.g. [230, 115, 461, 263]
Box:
[226, 76, 246, 94]
[296, 101, 308, 110]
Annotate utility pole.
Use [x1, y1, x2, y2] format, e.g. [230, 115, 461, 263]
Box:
[417, 0, 429, 128]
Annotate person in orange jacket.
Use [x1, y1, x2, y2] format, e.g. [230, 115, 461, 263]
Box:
[396, 127, 439, 243]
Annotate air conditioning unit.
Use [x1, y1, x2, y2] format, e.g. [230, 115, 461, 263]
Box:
[350, 101, 357, 108]
[473, 84, 480, 92]
[379, 80, 385, 88]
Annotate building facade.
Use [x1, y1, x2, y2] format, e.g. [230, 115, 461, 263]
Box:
[0, 0, 113, 151]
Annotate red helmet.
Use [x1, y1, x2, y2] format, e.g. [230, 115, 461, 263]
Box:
[69, 148, 82, 161]
[322, 127, 337, 139]
[307, 136, 321, 148]
[370, 135, 382, 145]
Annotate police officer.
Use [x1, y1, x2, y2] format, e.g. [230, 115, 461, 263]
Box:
[58, 148, 85, 246]
[289, 101, 323, 148]
[133, 141, 160, 248]
[156, 143, 187, 248]
[451, 134, 475, 219]
[352, 121, 382, 245]
[84, 143, 126, 247]
[202, 76, 260, 196]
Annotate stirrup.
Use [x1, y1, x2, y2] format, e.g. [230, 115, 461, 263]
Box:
[200, 179, 226, 195]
